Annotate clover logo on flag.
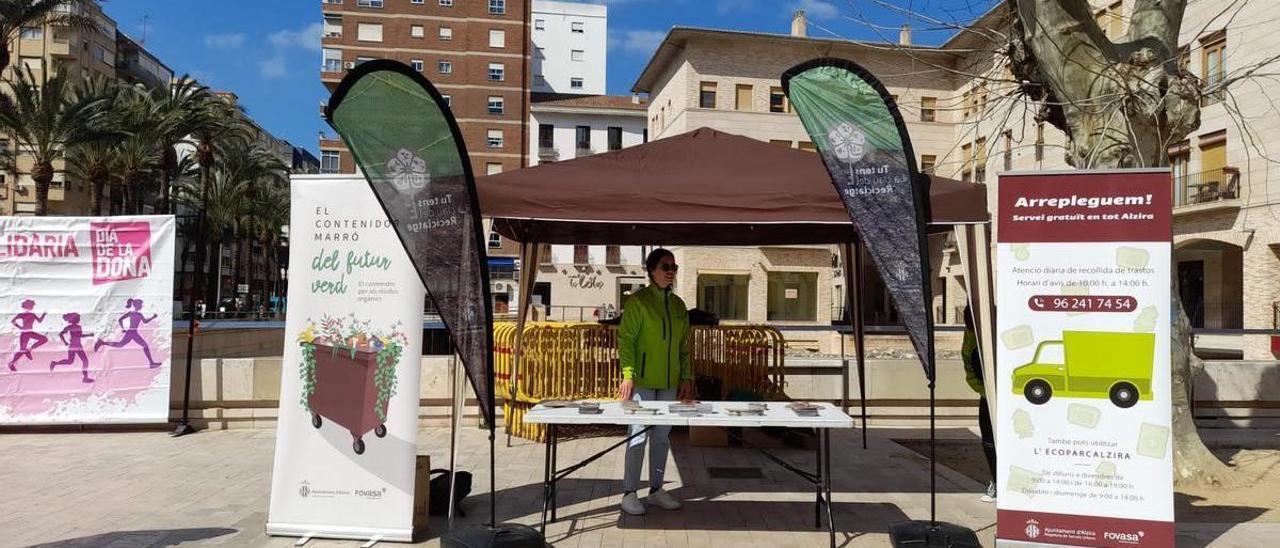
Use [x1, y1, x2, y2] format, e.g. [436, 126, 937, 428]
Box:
[828, 122, 867, 163]
[386, 148, 429, 192]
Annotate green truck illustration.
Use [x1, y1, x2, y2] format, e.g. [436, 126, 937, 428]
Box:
[1011, 331, 1155, 408]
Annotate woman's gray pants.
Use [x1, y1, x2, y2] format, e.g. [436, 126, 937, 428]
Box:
[622, 387, 678, 493]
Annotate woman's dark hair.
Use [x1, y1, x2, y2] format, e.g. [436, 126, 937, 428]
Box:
[645, 248, 675, 279]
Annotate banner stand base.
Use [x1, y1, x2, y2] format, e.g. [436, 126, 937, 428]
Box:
[889, 521, 981, 548]
[170, 421, 196, 437]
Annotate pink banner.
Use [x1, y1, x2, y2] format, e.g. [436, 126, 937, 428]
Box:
[0, 216, 174, 424]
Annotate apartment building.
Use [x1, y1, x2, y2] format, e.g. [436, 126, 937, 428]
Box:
[319, 0, 529, 176]
[530, 0, 605, 94]
[632, 17, 961, 341]
[1, 0, 122, 216]
[636, 3, 1280, 359]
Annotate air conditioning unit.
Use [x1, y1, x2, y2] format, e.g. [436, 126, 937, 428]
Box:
[493, 282, 508, 292]
[343, 61, 356, 70]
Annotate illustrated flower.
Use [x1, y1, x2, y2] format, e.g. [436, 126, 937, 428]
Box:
[386, 148, 429, 192]
[297, 326, 315, 344]
[828, 122, 867, 163]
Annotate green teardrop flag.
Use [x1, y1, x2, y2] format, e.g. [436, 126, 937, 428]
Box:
[325, 61, 494, 423]
[783, 59, 936, 378]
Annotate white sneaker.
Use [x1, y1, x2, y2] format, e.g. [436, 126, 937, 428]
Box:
[645, 488, 682, 510]
[621, 492, 646, 515]
[980, 481, 997, 503]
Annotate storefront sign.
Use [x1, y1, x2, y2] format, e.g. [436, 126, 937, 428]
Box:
[0, 216, 174, 424]
[995, 170, 1173, 547]
[267, 176, 425, 542]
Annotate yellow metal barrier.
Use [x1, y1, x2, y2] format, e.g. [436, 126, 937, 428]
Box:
[494, 322, 787, 442]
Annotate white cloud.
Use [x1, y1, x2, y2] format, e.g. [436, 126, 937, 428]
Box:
[268, 22, 323, 52]
[204, 33, 245, 49]
[613, 29, 666, 56]
[791, 0, 839, 20]
[258, 54, 288, 79]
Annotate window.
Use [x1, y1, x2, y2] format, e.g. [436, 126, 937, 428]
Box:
[700, 82, 717, 109]
[487, 95, 504, 115]
[571, 49, 584, 62]
[698, 274, 749, 321]
[441, 94, 451, 107]
[322, 48, 343, 72]
[1202, 31, 1226, 104]
[735, 84, 752, 111]
[1003, 131, 1013, 171]
[963, 85, 987, 119]
[355, 56, 375, 66]
[438, 60, 452, 74]
[488, 62, 504, 81]
[321, 150, 341, 174]
[533, 74, 546, 86]
[606, 246, 621, 265]
[356, 0, 383, 7]
[571, 22, 584, 33]
[20, 27, 43, 40]
[357, 22, 382, 42]
[538, 124, 554, 149]
[411, 25, 424, 38]
[489, 0, 506, 15]
[440, 0, 453, 5]
[961, 143, 973, 182]
[412, 0, 424, 3]
[975, 137, 988, 183]
[411, 59, 424, 72]
[487, 129, 504, 148]
[770, 139, 792, 148]
[575, 125, 591, 152]
[920, 97, 937, 122]
[1095, 1, 1123, 40]
[570, 77, 583, 89]
[920, 154, 937, 174]
[439, 26, 452, 40]
[798, 141, 816, 152]
[488, 233, 502, 248]
[20, 57, 43, 71]
[767, 272, 818, 322]
[769, 87, 790, 113]
[1035, 123, 1045, 162]
[486, 163, 503, 175]
[323, 14, 343, 38]
[1200, 132, 1227, 172]
[608, 127, 622, 151]
[1170, 141, 1190, 204]
[489, 29, 505, 48]
[534, 19, 545, 31]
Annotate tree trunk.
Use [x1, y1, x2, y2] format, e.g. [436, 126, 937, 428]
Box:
[32, 163, 53, 216]
[89, 176, 106, 216]
[0, 46, 10, 76]
[159, 145, 176, 214]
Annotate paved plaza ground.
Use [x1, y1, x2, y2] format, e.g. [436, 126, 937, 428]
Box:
[1, 426, 1277, 547]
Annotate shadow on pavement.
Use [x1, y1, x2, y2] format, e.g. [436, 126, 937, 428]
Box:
[28, 527, 236, 548]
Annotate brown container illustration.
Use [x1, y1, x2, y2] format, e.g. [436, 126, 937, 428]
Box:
[308, 342, 389, 454]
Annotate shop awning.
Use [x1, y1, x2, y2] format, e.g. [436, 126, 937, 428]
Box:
[477, 127, 988, 245]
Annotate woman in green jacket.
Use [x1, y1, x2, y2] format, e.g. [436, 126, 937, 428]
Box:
[616, 248, 693, 516]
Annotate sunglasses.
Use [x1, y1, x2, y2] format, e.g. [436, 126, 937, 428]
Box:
[658, 263, 679, 273]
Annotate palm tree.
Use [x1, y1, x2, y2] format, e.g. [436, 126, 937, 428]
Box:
[0, 67, 112, 215]
[111, 133, 159, 214]
[149, 76, 219, 213]
[0, 0, 97, 75]
[67, 77, 138, 215]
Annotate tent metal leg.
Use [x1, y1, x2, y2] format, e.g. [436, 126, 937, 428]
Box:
[814, 428, 822, 528]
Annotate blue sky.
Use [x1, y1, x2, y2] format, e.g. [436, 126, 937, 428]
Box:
[100, 1, 996, 155]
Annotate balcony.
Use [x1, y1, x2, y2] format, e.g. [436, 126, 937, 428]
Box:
[1174, 167, 1240, 214]
[537, 146, 558, 162]
[575, 147, 593, 157]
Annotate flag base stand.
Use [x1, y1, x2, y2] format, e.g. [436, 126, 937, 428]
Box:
[888, 521, 981, 548]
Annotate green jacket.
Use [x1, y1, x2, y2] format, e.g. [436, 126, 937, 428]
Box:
[618, 284, 691, 389]
[961, 327, 984, 395]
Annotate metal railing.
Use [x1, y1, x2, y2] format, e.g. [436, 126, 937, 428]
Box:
[1174, 167, 1239, 207]
[1181, 301, 1243, 330]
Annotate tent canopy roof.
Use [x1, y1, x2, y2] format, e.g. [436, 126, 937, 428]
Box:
[478, 127, 988, 245]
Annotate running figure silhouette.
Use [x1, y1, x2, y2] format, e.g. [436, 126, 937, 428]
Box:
[94, 298, 162, 368]
[51, 313, 95, 383]
[8, 299, 48, 371]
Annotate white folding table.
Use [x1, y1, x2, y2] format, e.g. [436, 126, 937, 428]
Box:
[524, 401, 854, 547]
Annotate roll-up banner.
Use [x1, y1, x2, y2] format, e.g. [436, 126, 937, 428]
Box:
[267, 175, 426, 541]
[326, 60, 495, 427]
[0, 215, 174, 424]
[783, 59, 935, 376]
[995, 170, 1173, 547]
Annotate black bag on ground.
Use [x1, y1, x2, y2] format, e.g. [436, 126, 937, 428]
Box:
[441, 524, 546, 548]
[428, 469, 472, 516]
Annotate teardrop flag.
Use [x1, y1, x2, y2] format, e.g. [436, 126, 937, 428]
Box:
[783, 58, 936, 378]
[325, 60, 495, 423]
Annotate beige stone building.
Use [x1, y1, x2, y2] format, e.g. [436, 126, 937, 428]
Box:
[1, 0, 121, 216]
[635, 3, 1280, 359]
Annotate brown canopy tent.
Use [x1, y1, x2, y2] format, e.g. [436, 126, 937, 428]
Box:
[477, 127, 999, 443]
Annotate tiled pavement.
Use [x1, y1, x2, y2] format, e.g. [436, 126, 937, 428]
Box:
[0, 426, 1272, 547]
